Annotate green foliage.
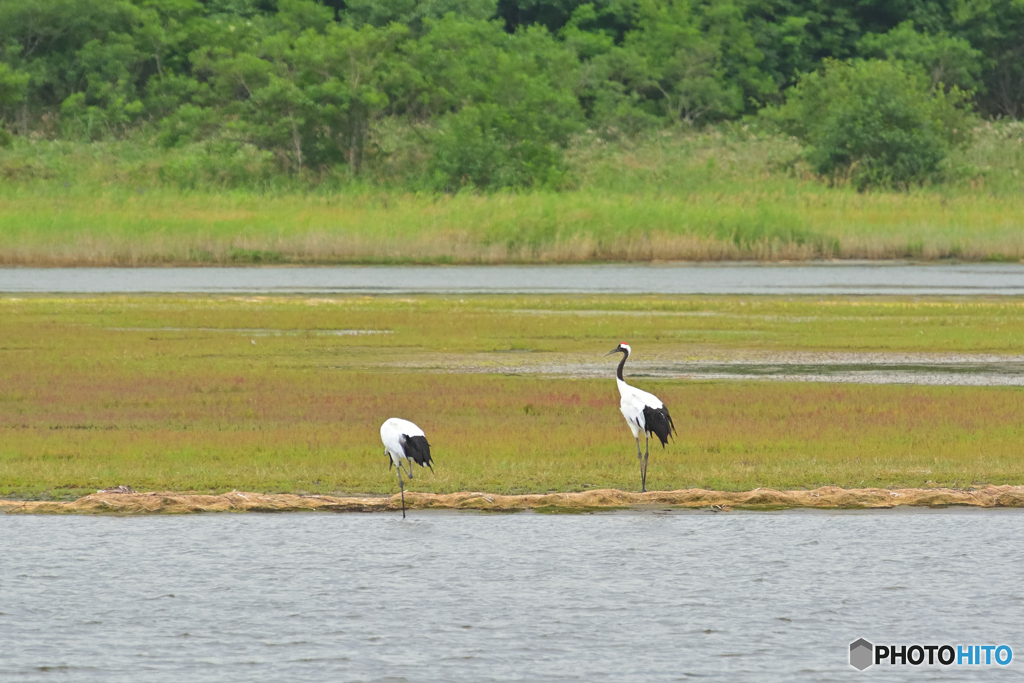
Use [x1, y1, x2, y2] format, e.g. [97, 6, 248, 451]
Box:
[185, 18, 410, 172]
[0, 0, 1022, 191]
[429, 103, 571, 189]
[573, 0, 773, 132]
[953, 0, 1024, 118]
[345, 0, 498, 28]
[410, 18, 583, 189]
[155, 141, 280, 189]
[0, 0, 139, 114]
[0, 63, 30, 127]
[5, 122, 1024, 266]
[617, 0, 743, 125]
[858, 21, 983, 93]
[765, 58, 974, 189]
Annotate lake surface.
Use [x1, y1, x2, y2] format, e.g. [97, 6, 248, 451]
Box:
[3, 262, 1024, 295]
[2, 510, 1021, 682]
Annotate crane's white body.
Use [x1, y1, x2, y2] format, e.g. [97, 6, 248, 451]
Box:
[380, 417, 433, 519]
[380, 417, 425, 469]
[617, 378, 664, 439]
[609, 342, 675, 493]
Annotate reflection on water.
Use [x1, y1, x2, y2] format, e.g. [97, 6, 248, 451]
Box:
[3, 262, 1024, 294]
[1, 510, 1021, 682]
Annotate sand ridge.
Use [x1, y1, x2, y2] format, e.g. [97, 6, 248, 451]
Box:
[3, 486, 1024, 514]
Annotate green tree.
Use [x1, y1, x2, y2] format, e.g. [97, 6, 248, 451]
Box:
[61, 33, 147, 138]
[578, 0, 771, 131]
[186, 11, 408, 173]
[858, 21, 982, 93]
[744, 0, 864, 90]
[764, 58, 974, 189]
[0, 62, 29, 145]
[407, 16, 583, 189]
[0, 0, 138, 132]
[344, 0, 498, 30]
[0, 62, 30, 116]
[624, 0, 738, 124]
[944, 0, 1024, 118]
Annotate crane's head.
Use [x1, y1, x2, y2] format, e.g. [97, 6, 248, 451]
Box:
[606, 342, 631, 358]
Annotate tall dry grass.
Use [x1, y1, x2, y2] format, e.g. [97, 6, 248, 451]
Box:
[1, 123, 1023, 264]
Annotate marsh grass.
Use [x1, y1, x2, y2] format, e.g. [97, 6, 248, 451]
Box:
[3, 294, 1024, 499]
[2, 123, 1024, 265]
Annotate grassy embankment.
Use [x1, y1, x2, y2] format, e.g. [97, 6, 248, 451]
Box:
[2, 122, 1024, 265]
[3, 294, 1024, 500]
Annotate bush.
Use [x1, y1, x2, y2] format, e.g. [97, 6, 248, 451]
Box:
[156, 143, 280, 190]
[427, 104, 573, 191]
[763, 58, 974, 189]
[411, 19, 583, 190]
[857, 21, 984, 94]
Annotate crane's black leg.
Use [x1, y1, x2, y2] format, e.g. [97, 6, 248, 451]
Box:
[642, 432, 650, 493]
[397, 466, 406, 519]
[635, 437, 644, 492]
[405, 460, 414, 479]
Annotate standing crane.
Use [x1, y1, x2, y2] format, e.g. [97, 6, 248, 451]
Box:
[607, 343, 676, 493]
[380, 417, 434, 518]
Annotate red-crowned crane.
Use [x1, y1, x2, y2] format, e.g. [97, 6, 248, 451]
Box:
[607, 343, 676, 493]
[380, 417, 434, 518]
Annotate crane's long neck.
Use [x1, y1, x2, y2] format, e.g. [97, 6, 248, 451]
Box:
[616, 351, 628, 381]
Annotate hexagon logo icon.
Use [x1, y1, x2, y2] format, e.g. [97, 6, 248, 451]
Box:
[850, 639, 874, 670]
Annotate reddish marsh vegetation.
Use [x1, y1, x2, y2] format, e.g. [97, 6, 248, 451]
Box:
[2, 295, 1024, 498]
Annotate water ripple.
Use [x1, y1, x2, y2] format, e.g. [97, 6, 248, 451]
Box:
[0, 510, 1021, 681]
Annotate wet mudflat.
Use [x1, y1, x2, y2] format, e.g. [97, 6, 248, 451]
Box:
[1, 510, 1021, 682]
[3, 262, 1024, 295]
[393, 350, 1024, 386]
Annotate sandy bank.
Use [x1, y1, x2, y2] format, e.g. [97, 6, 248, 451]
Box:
[3, 486, 1024, 514]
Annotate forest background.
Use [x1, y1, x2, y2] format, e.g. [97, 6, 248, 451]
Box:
[2, 0, 1024, 263]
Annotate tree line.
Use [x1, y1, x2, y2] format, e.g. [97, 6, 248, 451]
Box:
[0, 0, 1020, 189]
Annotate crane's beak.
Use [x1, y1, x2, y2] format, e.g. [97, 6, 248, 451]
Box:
[605, 347, 622, 356]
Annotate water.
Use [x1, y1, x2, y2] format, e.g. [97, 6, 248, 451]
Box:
[434, 354, 1024, 387]
[1, 510, 1021, 682]
[3, 262, 1024, 295]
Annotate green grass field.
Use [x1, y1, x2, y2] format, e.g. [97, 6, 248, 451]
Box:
[3, 294, 1024, 500]
[2, 122, 1024, 265]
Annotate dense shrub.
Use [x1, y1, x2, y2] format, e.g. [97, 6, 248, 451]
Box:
[857, 21, 983, 94]
[410, 18, 583, 190]
[764, 59, 974, 189]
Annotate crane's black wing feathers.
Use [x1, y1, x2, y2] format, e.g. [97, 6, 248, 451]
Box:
[401, 434, 434, 471]
[643, 405, 676, 447]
